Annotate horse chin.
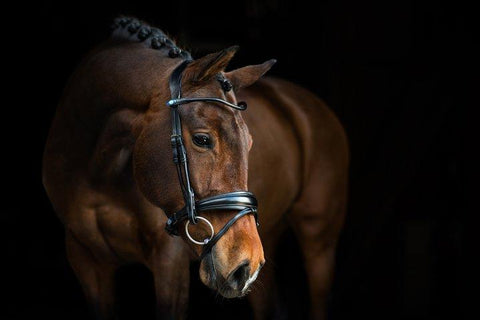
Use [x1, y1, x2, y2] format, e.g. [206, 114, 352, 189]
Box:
[217, 286, 248, 299]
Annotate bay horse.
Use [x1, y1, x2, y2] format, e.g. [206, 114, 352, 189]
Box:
[42, 17, 348, 320]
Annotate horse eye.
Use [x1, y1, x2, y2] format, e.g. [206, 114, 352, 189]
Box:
[192, 133, 212, 148]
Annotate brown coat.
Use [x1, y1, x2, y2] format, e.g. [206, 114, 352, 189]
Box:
[43, 23, 348, 319]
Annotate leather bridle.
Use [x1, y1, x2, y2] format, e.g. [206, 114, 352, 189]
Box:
[164, 60, 259, 259]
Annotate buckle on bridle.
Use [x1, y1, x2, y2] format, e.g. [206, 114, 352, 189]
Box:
[186, 191, 197, 224]
[165, 214, 179, 236]
[170, 134, 180, 144]
[171, 135, 187, 164]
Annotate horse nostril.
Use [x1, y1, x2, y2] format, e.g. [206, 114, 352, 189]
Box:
[227, 261, 250, 291]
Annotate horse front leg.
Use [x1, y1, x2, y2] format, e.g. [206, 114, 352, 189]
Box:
[65, 232, 117, 320]
[148, 236, 190, 320]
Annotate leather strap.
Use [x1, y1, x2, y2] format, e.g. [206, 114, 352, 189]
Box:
[168, 60, 196, 224]
[167, 97, 247, 110]
[200, 207, 256, 260]
[165, 191, 258, 235]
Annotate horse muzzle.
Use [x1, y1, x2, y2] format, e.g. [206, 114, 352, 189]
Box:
[200, 253, 264, 298]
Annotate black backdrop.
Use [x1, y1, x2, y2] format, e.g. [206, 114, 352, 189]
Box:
[4, 1, 475, 319]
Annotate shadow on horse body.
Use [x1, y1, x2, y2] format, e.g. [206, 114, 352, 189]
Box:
[42, 17, 348, 320]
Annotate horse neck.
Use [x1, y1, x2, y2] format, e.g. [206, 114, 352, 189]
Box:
[57, 40, 183, 167]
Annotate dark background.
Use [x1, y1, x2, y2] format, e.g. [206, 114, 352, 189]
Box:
[4, 0, 475, 319]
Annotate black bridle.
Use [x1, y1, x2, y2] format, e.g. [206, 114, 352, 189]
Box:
[164, 60, 259, 259]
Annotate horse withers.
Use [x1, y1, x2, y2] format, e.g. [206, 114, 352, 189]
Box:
[43, 17, 348, 319]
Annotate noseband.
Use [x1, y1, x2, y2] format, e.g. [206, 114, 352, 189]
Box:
[165, 60, 259, 259]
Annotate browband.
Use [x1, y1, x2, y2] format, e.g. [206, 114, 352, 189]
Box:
[167, 97, 247, 110]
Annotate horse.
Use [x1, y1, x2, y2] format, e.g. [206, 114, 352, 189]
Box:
[42, 17, 349, 320]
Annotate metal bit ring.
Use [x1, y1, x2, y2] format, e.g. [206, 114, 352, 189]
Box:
[185, 216, 214, 245]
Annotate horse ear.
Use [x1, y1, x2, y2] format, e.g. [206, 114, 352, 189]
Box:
[225, 59, 277, 91]
[184, 46, 239, 82]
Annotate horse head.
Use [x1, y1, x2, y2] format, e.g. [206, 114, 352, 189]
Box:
[133, 45, 276, 298]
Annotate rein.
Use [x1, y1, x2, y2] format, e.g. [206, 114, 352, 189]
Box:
[165, 60, 259, 259]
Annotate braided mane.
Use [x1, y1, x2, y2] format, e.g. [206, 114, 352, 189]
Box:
[110, 16, 192, 60]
